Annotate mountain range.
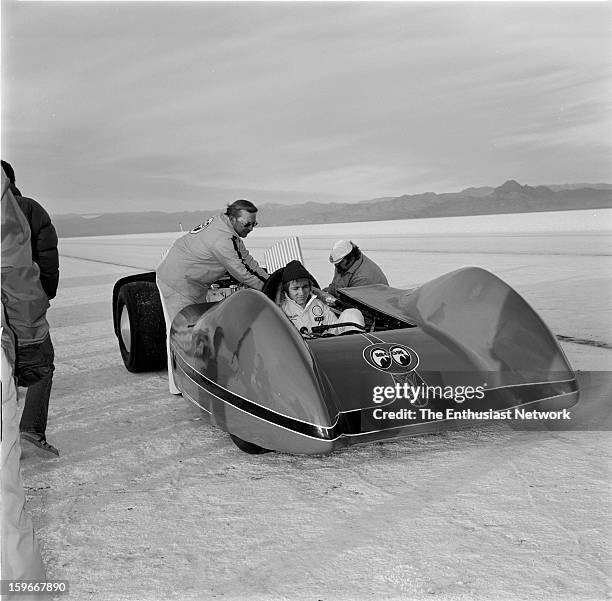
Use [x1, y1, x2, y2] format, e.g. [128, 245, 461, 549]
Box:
[53, 180, 612, 238]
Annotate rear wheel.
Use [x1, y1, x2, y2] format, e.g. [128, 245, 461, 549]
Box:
[229, 434, 271, 454]
[116, 281, 166, 372]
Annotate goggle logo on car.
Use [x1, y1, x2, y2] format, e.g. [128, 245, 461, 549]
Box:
[363, 343, 419, 373]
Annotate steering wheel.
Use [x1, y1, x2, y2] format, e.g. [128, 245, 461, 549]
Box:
[310, 322, 366, 335]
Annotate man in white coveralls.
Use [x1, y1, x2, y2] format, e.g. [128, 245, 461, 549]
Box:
[156, 199, 268, 393]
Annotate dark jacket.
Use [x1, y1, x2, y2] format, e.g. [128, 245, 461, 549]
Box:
[2, 168, 52, 387]
[325, 253, 388, 296]
[2, 175, 49, 344]
[14, 190, 59, 300]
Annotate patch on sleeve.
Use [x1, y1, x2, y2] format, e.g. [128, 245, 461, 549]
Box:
[190, 217, 214, 234]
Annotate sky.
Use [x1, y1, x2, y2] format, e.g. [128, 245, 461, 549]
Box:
[1, 1, 611, 215]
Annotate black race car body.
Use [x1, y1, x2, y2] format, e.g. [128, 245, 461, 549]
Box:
[113, 266, 578, 454]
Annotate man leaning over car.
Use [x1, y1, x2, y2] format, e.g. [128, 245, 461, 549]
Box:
[324, 239, 388, 297]
[156, 199, 268, 393]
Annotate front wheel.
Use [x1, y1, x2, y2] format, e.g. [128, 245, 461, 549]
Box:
[116, 281, 166, 372]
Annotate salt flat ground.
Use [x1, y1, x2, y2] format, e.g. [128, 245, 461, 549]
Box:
[23, 211, 611, 600]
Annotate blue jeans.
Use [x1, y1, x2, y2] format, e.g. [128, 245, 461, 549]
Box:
[19, 335, 54, 437]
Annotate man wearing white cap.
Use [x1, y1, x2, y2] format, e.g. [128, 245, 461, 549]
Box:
[325, 240, 388, 297]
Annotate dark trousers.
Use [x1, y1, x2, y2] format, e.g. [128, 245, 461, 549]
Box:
[19, 335, 54, 437]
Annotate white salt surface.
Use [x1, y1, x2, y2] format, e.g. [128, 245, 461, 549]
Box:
[20, 210, 610, 600]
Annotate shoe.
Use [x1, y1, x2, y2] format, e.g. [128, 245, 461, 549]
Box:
[20, 432, 60, 456]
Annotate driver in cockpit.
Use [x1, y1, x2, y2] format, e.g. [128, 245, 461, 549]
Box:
[280, 261, 365, 336]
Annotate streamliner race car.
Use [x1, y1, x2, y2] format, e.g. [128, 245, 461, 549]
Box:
[112, 239, 578, 455]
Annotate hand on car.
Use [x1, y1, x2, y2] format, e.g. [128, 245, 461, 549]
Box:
[312, 287, 336, 306]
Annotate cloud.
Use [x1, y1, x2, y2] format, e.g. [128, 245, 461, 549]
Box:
[2, 1, 610, 214]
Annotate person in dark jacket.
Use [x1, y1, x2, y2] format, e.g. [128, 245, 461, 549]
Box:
[1, 164, 49, 586]
[1, 160, 59, 455]
[324, 239, 388, 297]
[1, 161, 59, 300]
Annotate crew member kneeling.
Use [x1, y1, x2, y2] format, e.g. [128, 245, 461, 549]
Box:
[280, 261, 364, 335]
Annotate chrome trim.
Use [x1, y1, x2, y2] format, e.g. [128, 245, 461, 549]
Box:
[173, 354, 337, 442]
[171, 345, 340, 429]
[182, 387, 211, 415]
[171, 346, 578, 442]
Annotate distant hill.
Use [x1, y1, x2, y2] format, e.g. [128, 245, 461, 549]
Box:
[546, 183, 612, 192]
[53, 180, 612, 237]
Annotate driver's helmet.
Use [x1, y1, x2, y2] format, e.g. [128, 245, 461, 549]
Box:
[337, 308, 365, 333]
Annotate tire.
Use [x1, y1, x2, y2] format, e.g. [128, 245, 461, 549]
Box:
[229, 434, 271, 455]
[116, 281, 167, 372]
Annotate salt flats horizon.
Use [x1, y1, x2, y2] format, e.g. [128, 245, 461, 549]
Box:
[60, 208, 612, 243]
[59, 207, 612, 349]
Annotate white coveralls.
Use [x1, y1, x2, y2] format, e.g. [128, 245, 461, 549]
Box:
[280, 296, 364, 335]
[156, 213, 268, 393]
